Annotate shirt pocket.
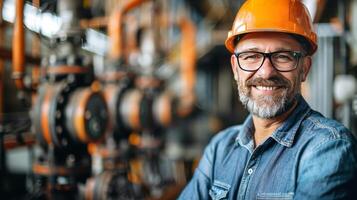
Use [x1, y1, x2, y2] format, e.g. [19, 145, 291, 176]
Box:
[209, 180, 231, 200]
[256, 192, 294, 200]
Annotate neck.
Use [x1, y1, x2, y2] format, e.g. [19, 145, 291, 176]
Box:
[252, 100, 298, 147]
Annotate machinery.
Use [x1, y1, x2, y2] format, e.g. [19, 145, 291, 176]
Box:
[1, 0, 357, 199]
[2, 0, 202, 199]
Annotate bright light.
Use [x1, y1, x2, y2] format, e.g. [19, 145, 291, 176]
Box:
[40, 13, 61, 37]
[3, 0, 61, 38]
[83, 29, 108, 56]
[3, 0, 15, 23]
[2, 0, 108, 55]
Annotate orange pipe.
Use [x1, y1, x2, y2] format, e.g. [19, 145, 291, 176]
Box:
[0, 0, 3, 24]
[4, 133, 36, 150]
[74, 89, 91, 143]
[31, 0, 40, 89]
[177, 17, 196, 117]
[160, 17, 197, 117]
[12, 0, 25, 90]
[32, 0, 40, 7]
[41, 87, 53, 145]
[0, 0, 4, 118]
[80, 17, 108, 29]
[108, 0, 151, 60]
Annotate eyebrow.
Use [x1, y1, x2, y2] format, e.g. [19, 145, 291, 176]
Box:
[236, 47, 300, 53]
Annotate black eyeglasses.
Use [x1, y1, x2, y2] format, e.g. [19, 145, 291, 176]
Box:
[234, 51, 306, 72]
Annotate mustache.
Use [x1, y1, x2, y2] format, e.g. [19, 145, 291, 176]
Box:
[246, 76, 290, 87]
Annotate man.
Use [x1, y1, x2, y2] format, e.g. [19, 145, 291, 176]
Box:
[178, 0, 357, 199]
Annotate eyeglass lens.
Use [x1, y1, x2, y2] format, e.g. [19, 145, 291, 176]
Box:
[236, 51, 302, 72]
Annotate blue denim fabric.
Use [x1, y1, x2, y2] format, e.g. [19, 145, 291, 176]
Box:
[178, 95, 357, 200]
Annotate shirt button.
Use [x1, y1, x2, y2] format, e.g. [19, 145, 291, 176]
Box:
[248, 168, 253, 175]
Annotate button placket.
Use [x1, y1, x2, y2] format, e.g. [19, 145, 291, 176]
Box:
[237, 145, 263, 199]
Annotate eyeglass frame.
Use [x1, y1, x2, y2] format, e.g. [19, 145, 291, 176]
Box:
[233, 51, 307, 72]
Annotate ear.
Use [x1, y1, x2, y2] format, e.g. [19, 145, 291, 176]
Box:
[231, 54, 239, 81]
[300, 56, 311, 82]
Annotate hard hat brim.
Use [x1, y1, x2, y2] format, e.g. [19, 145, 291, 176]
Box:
[225, 29, 317, 55]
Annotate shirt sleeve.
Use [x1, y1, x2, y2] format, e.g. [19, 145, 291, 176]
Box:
[177, 167, 210, 200]
[177, 138, 216, 200]
[295, 137, 357, 200]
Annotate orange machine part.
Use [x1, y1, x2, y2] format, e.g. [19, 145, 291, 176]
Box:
[45, 65, 89, 75]
[33, 163, 68, 176]
[4, 133, 36, 150]
[74, 89, 92, 143]
[120, 90, 142, 130]
[33, 162, 87, 176]
[153, 92, 172, 127]
[127, 91, 141, 130]
[41, 88, 53, 145]
[12, 0, 25, 89]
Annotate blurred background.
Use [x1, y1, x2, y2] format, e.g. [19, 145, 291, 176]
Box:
[1, 0, 357, 199]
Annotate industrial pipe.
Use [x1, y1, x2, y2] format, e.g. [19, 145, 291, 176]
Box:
[12, 0, 25, 90]
[31, 0, 40, 89]
[157, 16, 197, 117]
[177, 17, 197, 117]
[4, 133, 36, 150]
[80, 17, 108, 29]
[151, 16, 197, 126]
[108, 0, 151, 60]
[0, 0, 5, 119]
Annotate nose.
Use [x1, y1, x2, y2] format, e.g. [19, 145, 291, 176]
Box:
[255, 57, 278, 78]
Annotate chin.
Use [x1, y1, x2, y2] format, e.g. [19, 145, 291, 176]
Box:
[241, 92, 297, 119]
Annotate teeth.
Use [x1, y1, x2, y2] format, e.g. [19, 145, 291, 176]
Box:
[256, 86, 277, 91]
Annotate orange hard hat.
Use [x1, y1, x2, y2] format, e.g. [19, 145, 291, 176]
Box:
[225, 0, 318, 55]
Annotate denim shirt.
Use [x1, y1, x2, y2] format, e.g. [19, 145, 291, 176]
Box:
[178, 96, 357, 200]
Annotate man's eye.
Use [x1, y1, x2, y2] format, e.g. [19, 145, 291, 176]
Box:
[274, 53, 294, 62]
[240, 53, 262, 60]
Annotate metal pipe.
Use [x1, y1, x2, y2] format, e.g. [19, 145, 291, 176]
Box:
[31, 0, 40, 89]
[0, 0, 4, 119]
[12, 0, 25, 90]
[154, 16, 197, 117]
[3, 132, 36, 150]
[0, 0, 4, 165]
[80, 17, 108, 29]
[177, 17, 197, 117]
[108, 0, 151, 60]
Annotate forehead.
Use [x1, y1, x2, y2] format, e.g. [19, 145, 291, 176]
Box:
[235, 32, 303, 52]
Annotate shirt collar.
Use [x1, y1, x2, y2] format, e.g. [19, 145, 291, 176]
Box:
[235, 115, 255, 151]
[235, 95, 311, 148]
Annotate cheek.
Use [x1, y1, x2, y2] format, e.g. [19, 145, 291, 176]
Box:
[237, 70, 252, 84]
[237, 73, 247, 87]
[288, 73, 302, 92]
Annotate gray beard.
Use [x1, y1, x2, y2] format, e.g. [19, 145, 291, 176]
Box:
[238, 88, 296, 119]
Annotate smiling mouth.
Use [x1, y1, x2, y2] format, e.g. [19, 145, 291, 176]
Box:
[253, 85, 284, 91]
